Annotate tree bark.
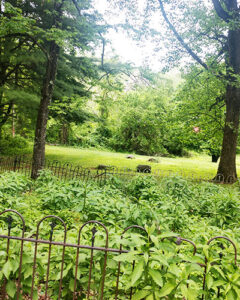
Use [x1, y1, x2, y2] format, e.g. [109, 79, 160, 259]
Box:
[217, 24, 240, 182]
[217, 85, 240, 181]
[59, 122, 69, 144]
[31, 41, 60, 179]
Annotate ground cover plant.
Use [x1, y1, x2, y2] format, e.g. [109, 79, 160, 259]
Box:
[0, 171, 240, 299]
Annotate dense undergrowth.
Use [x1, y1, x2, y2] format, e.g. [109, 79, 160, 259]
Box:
[0, 171, 240, 299]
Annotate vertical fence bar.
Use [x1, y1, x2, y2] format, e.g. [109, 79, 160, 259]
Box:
[73, 220, 109, 300]
[31, 215, 67, 299]
[0, 210, 25, 300]
[115, 225, 146, 300]
[202, 236, 237, 300]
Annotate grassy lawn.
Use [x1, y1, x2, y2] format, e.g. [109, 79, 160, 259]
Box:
[44, 145, 234, 179]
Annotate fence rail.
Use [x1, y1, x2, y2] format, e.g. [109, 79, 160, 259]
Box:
[0, 209, 238, 299]
[0, 156, 236, 184]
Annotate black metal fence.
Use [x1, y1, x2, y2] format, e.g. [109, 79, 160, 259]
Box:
[0, 155, 236, 184]
[0, 209, 237, 299]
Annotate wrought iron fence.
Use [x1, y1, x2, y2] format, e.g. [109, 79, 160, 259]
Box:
[0, 209, 237, 299]
[0, 155, 237, 184]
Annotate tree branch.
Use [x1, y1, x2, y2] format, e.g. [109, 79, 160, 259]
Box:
[99, 32, 106, 70]
[212, 0, 231, 22]
[5, 64, 21, 81]
[209, 95, 225, 110]
[72, 0, 82, 16]
[0, 33, 50, 61]
[187, 111, 224, 130]
[0, 101, 13, 126]
[158, 0, 209, 70]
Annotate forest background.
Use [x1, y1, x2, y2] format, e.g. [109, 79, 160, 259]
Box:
[0, 0, 238, 180]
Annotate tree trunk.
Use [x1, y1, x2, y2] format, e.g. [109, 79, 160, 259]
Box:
[60, 123, 69, 144]
[31, 41, 59, 179]
[217, 85, 240, 181]
[12, 104, 15, 137]
[217, 25, 240, 182]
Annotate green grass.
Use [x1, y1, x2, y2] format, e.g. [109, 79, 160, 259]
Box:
[44, 145, 231, 179]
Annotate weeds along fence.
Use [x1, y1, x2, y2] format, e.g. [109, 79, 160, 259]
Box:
[0, 155, 236, 184]
[0, 209, 238, 299]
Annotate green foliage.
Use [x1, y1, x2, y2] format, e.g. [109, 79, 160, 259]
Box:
[127, 175, 158, 199]
[172, 68, 225, 155]
[0, 0, 107, 150]
[0, 172, 240, 298]
[0, 172, 30, 197]
[112, 108, 166, 155]
[111, 83, 171, 155]
[0, 135, 31, 155]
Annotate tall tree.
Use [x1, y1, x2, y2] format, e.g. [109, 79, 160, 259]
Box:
[31, 0, 63, 178]
[0, 2, 41, 136]
[31, 0, 106, 178]
[111, 0, 240, 181]
[1, 0, 105, 178]
[158, 0, 240, 182]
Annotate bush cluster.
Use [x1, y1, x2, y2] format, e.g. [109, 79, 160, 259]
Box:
[0, 172, 240, 299]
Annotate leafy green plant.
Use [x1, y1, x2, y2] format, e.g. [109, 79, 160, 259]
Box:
[0, 135, 31, 156]
[0, 172, 240, 298]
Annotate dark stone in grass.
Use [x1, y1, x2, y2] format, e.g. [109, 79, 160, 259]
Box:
[137, 165, 151, 173]
[97, 164, 108, 170]
[97, 165, 114, 170]
[126, 155, 135, 159]
[148, 158, 159, 163]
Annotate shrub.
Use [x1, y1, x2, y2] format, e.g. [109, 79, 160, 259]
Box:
[0, 172, 31, 196]
[0, 135, 30, 156]
[112, 109, 167, 155]
[127, 175, 158, 199]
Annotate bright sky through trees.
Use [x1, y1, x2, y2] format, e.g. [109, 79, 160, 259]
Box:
[94, 0, 221, 71]
[94, 0, 167, 70]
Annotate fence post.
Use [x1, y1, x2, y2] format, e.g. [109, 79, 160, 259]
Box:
[13, 156, 18, 172]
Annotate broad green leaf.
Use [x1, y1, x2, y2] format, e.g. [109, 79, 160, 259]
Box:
[185, 262, 203, 274]
[3, 260, 12, 279]
[146, 293, 154, 300]
[203, 245, 209, 259]
[149, 269, 163, 287]
[187, 288, 198, 300]
[144, 253, 149, 264]
[180, 283, 188, 298]
[10, 259, 19, 273]
[206, 274, 213, 289]
[6, 280, 16, 298]
[151, 254, 169, 267]
[24, 265, 33, 279]
[233, 286, 240, 297]
[131, 260, 144, 286]
[212, 265, 226, 279]
[159, 232, 179, 239]
[132, 290, 151, 300]
[158, 282, 175, 297]
[213, 280, 226, 288]
[114, 251, 138, 263]
[150, 235, 159, 246]
[69, 278, 75, 292]
[226, 289, 237, 300]
[22, 254, 32, 264]
[33, 290, 38, 300]
[232, 272, 240, 282]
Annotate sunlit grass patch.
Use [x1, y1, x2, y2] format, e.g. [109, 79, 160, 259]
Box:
[44, 145, 223, 179]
